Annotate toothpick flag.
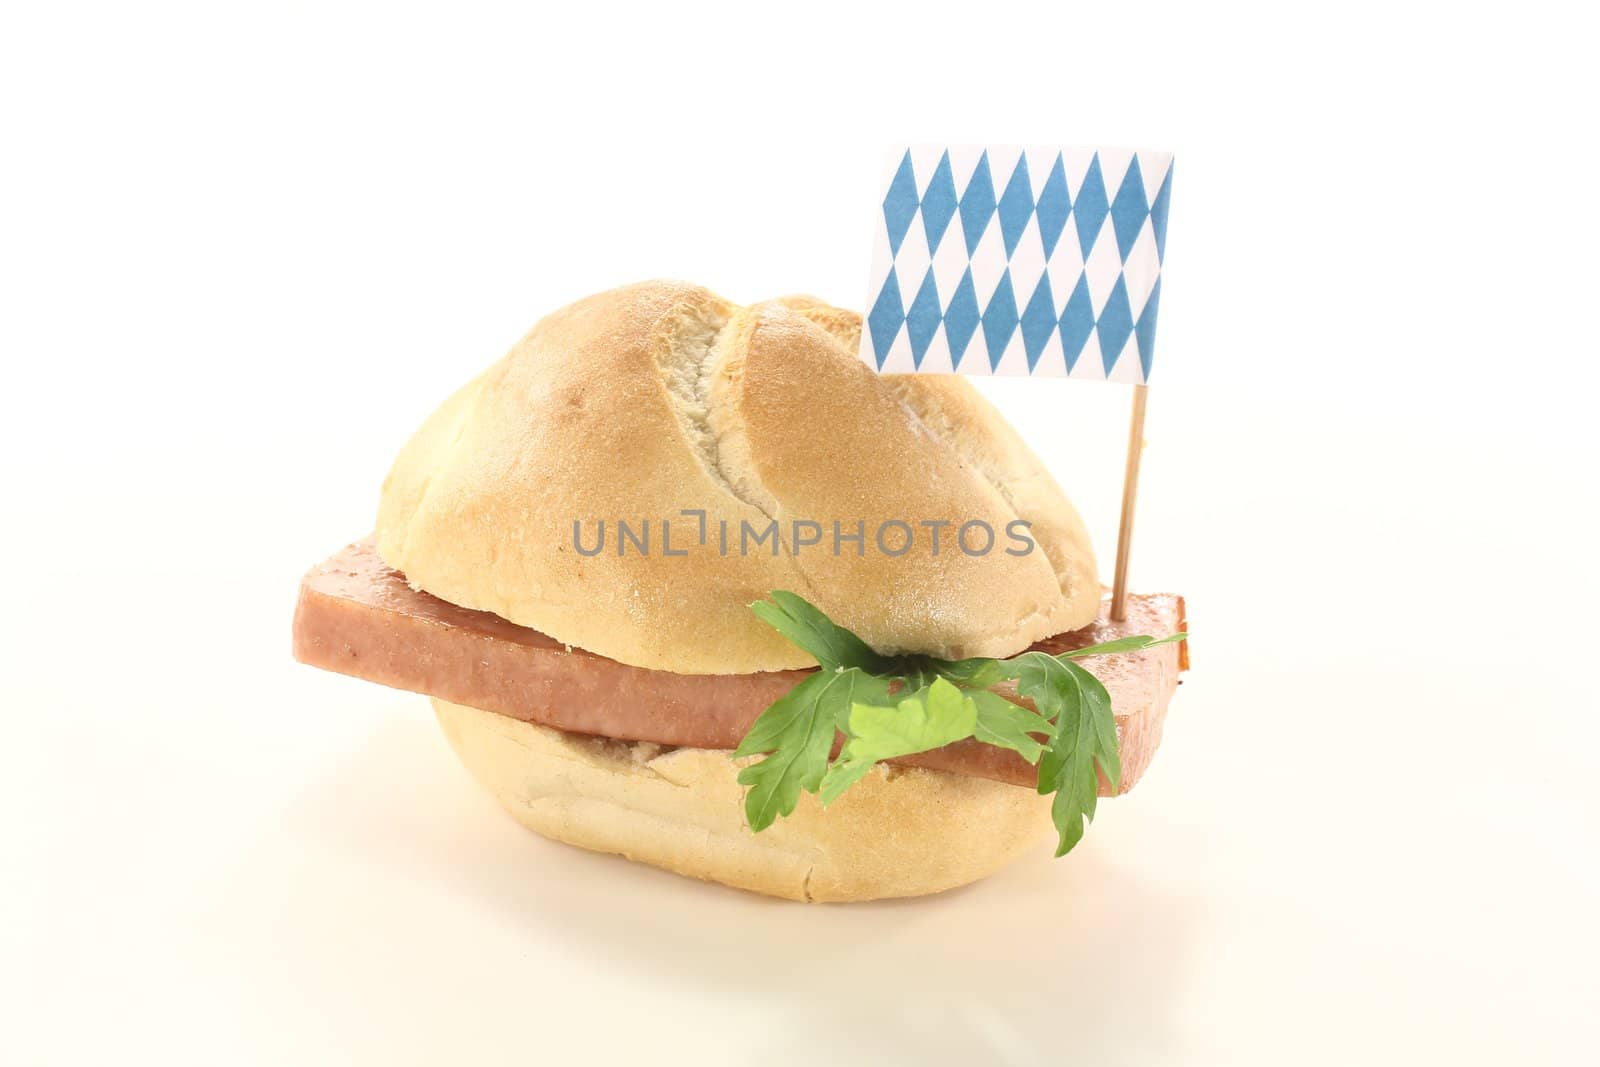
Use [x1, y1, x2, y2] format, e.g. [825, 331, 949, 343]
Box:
[860, 146, 1172, 382]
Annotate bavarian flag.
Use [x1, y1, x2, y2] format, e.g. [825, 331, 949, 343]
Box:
[861, 146, 1172, 382]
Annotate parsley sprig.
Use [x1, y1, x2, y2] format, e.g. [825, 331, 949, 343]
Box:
[734, 591, 1185, 857]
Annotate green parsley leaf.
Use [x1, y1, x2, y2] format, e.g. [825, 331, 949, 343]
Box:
[1010, 652, 1122, 855]
[843, 678, 977, 761]
[969, 689, 1053, 764]
[735, 667, 888, 831]
[816, 755, 877, 805]
[820, 678, 977, 805]
[934, 656, 1011, 690]
[1072, 662, 1122, 792]
[1007, 651, 1075, 732]
[750, 591, 889, 673]
[1062, 632, 1188, 658]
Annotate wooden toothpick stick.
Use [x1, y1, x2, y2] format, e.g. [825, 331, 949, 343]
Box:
[1110, 385, 1148, 622]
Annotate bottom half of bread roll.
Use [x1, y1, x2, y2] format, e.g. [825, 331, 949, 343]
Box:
[432, 698, 1056, 903]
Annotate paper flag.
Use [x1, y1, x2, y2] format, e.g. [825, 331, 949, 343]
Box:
[860, 146, 1172, 382]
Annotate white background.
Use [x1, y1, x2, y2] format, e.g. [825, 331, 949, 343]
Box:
[3, 2, 1597, 1064]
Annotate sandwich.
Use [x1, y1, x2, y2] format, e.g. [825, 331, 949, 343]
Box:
[291, 281, 1188, 902]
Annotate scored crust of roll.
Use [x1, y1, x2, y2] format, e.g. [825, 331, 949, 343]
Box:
[433, 698, 1055, 903]
[377, 281, 1100, 675]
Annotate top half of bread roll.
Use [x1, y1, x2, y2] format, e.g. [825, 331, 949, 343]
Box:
[376, 281, 1099, 674]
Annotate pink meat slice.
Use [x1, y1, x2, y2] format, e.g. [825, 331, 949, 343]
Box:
[292, 541, 1187, 793]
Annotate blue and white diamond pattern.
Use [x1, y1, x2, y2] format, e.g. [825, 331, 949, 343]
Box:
[860, 146, 1172, 382]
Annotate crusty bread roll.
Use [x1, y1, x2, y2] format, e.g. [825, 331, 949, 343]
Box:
[433, 698, 1054, 902]
[377, 281, 1099, 674]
